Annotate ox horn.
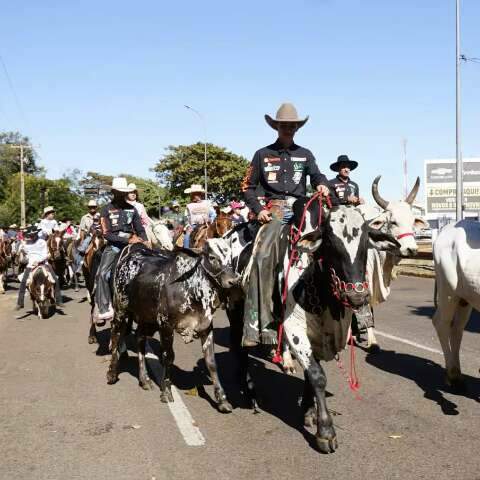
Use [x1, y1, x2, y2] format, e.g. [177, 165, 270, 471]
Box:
[372, 175, 389, 209]
[405, 176, 420, 205]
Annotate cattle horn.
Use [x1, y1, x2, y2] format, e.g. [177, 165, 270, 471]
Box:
[405, 176, 420, 205]
[372, 175, 389, 209]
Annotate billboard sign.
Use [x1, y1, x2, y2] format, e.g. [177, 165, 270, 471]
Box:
[425, 159, 480, 214]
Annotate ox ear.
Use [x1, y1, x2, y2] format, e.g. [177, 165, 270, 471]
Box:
[368, 228, 400, 252]
[297, 230, 323, 253]
[368, 212, 389, 231]
[414, 217, 429, 230]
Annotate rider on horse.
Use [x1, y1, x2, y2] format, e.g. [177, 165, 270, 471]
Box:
[241, 102, 331, 346]
[182, 184, 216, 248]
[74, 200, 101, 273]
[15, 226, 63, 311]
[38, 206, 59, 239]
[94, 177, 148, 322]
[328, 155, 364, 206]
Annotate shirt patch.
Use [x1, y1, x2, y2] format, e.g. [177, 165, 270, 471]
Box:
[264, 157, 280, 163]
[267, 172, 278, 183]
[292, 171, 303, 184]
[293, 163, 304, 172]
[291, 157, 306, 162]
[264, 165, 280, 172]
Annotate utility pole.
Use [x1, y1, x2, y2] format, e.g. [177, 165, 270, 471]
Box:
[184, 105, 208, 198]
[8, 144, 33, 228]
[402, 138, 408, 199]
[456, 0, 463, 221]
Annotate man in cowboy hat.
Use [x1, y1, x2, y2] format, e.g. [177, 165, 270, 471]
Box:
[241, 102, 331, 345]
[15, 226, 63, 311]
[183, 184, 216, 247]
[94, 177, 148, 322]
[329, 154, 364, 206]
[73, 199, 101, 273]
[38, 206, 59, 239]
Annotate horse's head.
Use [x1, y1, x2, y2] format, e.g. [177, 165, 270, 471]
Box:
[48, 231, 65, 260]
[30, 267, 55, 317]
[214, 212, 233, 237]
[150, 221, 174, 250]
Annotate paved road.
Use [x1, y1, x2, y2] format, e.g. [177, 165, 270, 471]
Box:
[0, 275, 479, 480]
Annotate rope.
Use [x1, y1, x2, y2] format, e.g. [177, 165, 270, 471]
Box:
[272, 192, 331, 365]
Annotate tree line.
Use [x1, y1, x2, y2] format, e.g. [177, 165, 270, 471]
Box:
[0, 131, 249, 226]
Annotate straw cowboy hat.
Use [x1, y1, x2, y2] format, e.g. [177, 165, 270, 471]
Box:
[9, 224, 17, 229]
[330, 154, 358, 172]
[265, 103, 309, 130]
[87, 199, 98, 207]
[43, 206, 55, 216]
[111, 177, 134, 192]
[127, 183, 137, 191]
[184, 184, 205, 194]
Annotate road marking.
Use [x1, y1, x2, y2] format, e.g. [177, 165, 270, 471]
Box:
[145, 348, 205, 447]
[168, 386, 206, 447]
[375, 330, 443, 355]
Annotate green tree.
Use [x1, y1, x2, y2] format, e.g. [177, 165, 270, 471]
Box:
[0, 174, 84, 226]
[0, 131, 42, 201]
[153, 143, 249, 202]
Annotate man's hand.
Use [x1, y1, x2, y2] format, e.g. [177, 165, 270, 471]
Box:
[128, 235, 143, 244]
[257, 209, 272, 224]
[316, 185, 330, 196]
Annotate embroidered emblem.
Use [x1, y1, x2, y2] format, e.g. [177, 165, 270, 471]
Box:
[292, 171, 302, 184]
[264, 165, 280, 172]
[264, 157, 280, 163]
[291, 157, 306, 162]
[267, 172, 278, 183]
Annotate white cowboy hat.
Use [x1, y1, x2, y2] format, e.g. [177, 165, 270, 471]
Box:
[111, 177, 134, 192]
[265, 102, 309, 130]
[87, 199, 98, 207]
[43, 206, 55, 216]
[184, 184, 205, 194]
[127, 183, 137, 191]
[9, 224, 17, 228]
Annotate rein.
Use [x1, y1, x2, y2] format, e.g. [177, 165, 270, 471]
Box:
[272, 192, 331, 365]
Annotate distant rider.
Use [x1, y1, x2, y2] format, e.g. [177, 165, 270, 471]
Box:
[183, 184, 216, 248]
[328, 155, 364, 206]
[38, 206, 59, 239]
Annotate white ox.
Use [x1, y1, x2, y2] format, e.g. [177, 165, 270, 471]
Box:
[433, 220, 479, 389]
[358, 176, 428, 348]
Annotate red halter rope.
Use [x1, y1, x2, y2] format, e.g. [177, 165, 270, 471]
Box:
[396, 231, 414, 240]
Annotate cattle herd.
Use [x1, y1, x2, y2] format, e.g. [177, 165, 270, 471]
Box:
[0, 177, 478, 454]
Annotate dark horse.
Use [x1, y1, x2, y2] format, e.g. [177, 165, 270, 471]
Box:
[47, 231, 67, 287]
[28, 265, 56, 318]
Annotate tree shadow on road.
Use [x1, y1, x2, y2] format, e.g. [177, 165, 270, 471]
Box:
[366, 348, 480, 415]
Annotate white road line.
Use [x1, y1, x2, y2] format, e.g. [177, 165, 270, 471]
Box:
[375, 330, 443, 355]
[145, 349, 205, 447]
[168, 386, 206, 447]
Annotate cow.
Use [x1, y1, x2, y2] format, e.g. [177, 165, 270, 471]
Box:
[432, 219, 480, 391]
[357, 176, 428, 349]
[107, 238, 239, 413]
[279, 201, 399, 453]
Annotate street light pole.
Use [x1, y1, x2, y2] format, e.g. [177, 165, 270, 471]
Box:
[456, 0, 463, 221]
[184, 105, 208, 198]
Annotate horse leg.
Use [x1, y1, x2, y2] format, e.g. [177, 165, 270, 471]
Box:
[301, 371, 317, 428]
[88, 302, 97, 344]
[200, 327, 232, 413]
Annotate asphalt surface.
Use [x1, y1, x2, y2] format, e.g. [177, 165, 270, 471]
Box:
[0, 274, 479, 480]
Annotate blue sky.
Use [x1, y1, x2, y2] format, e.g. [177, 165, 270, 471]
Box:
[0, 0, 479, 202]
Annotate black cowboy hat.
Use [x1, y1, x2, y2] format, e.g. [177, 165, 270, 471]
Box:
[24, 226, 41, 237]
[330, 154, 358, 172]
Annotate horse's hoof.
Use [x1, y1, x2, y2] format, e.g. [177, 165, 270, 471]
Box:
[218, 400, 233, 414]
[316, 435, 338, 454]
[88, 336, 97, 344]
[106, 372, 118, 385]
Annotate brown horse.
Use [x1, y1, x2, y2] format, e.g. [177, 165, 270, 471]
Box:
[47, 231, 67, 287]
[190, 211, 233, 249]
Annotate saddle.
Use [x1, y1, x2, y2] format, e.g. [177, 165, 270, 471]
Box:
[19, 264, 56, 287]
